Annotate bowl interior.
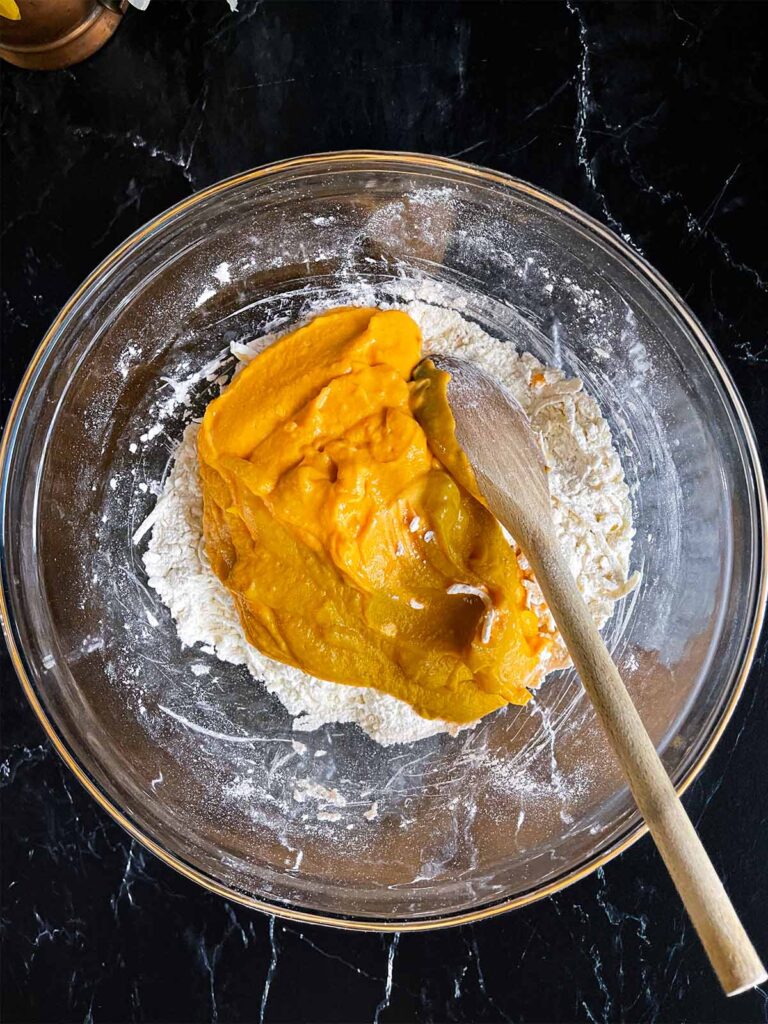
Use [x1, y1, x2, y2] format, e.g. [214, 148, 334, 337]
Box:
[2, 156, 762, 923]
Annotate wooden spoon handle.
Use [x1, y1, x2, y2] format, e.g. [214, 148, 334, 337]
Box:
[519, 521, 766, 996]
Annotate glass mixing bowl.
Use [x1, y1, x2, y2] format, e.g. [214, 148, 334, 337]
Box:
[1, 152, 765, 929]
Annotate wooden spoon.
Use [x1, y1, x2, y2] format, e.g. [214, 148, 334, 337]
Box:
[424, 353, 766, 997]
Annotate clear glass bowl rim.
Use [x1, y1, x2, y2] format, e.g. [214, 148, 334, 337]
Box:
[1, 149, 766, 932]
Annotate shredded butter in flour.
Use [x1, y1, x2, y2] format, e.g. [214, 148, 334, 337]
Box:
[141, 301, 638, 746]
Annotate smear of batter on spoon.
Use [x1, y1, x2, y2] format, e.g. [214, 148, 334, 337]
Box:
[198, 306, 549, 724]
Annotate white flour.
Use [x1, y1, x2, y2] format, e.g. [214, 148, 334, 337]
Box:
[141, 302, 637, 746]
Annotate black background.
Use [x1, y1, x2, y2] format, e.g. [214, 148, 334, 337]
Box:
[2, 3, 767, 1022]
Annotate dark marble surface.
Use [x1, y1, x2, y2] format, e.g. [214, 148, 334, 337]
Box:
[2, 3, 767, 1022]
